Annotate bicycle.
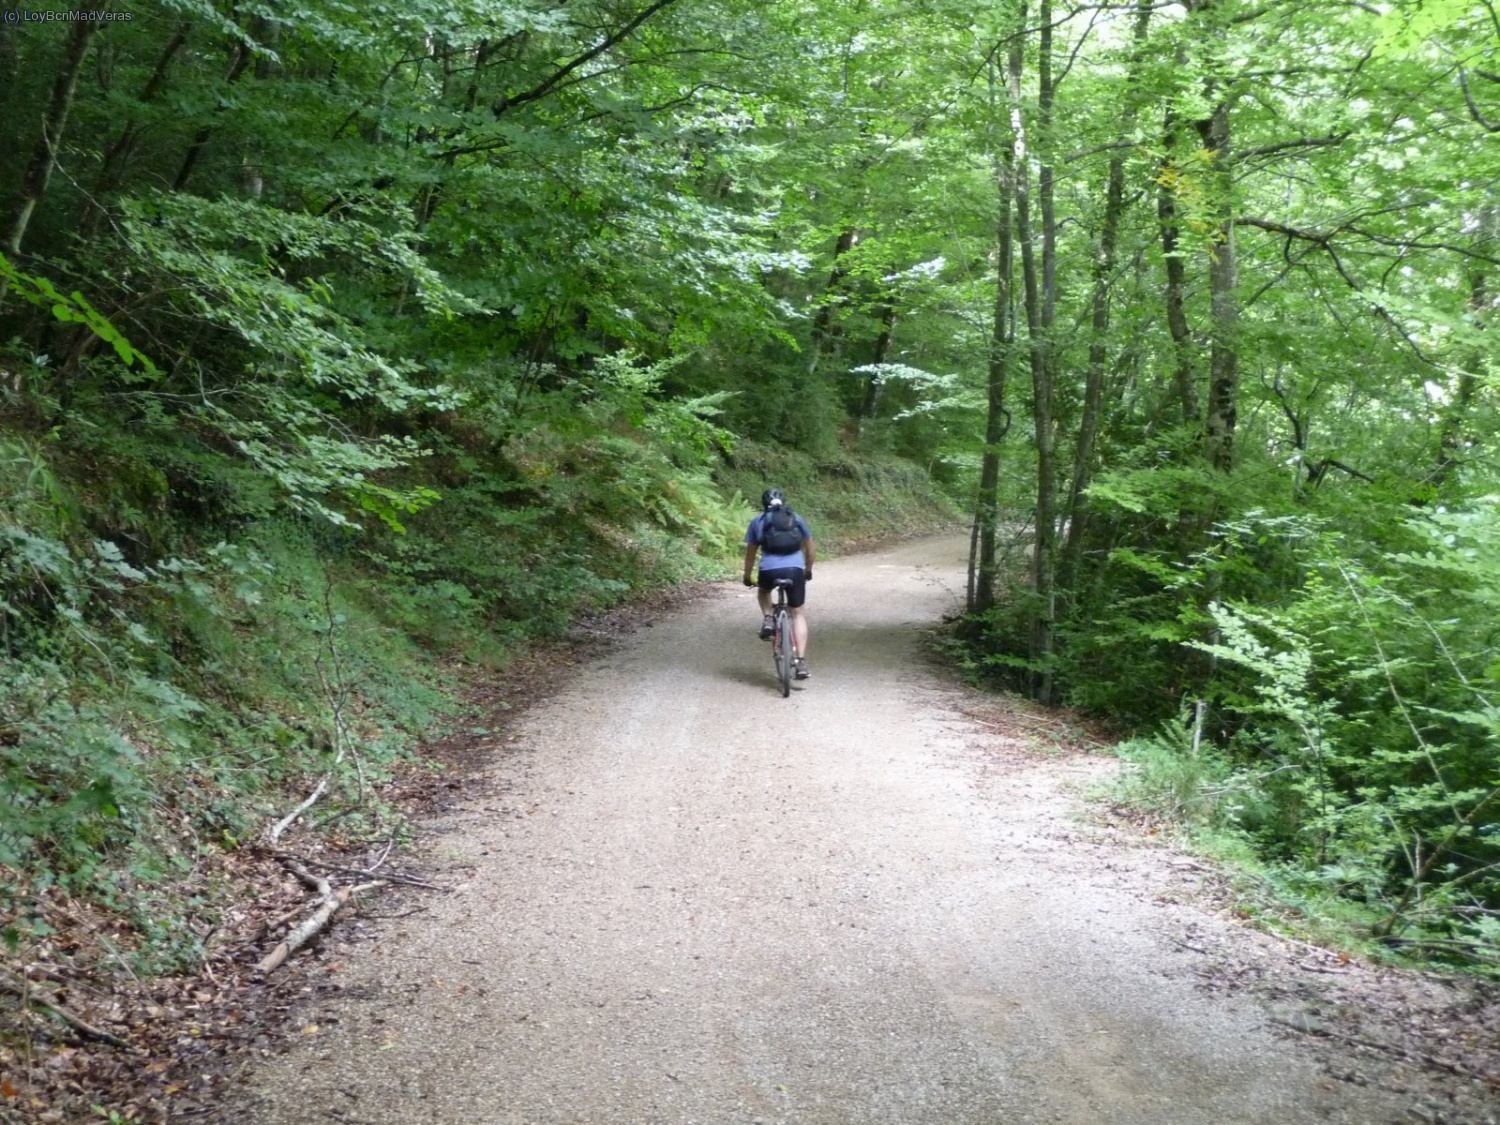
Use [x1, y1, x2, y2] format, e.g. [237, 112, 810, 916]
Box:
[768, 578, 799, 698]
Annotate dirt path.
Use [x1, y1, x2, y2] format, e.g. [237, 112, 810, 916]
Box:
[235, 537, 1476, 1124]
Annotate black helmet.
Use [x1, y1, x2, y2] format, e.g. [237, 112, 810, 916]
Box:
[761, 488, 786, 510]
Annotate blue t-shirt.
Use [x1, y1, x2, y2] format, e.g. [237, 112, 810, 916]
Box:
[745, 511, 812, 571]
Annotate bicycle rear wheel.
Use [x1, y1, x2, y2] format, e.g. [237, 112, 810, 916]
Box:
[774, 608, 793, 697]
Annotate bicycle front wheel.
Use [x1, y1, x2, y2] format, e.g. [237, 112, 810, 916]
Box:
[774, 609, 793, 697]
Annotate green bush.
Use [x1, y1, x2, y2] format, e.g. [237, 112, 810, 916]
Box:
[1088, 498, 1500, 961]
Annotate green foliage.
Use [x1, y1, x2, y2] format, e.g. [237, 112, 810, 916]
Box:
[1113, 709, 1234, 824]
[112, 193, 466, 528]
[717, 438, 959, 549]
[0, 252, 157, 374]
[0, 402, 452, 968]
[1091, 499, 1500, 961]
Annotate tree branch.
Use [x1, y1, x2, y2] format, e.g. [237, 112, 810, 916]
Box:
[1064, 139, 1138, 163]
[1459, 69, 1500, 133]
[1236, 214, 1500, 266]
[1236, 217, 1444, 365]
[490, 0, 683, 118]
[1308, 457, 1375, 485]
[1237, 132, 1349, 160]
[1481, 0, 1500, 41]
[254, 880, 385, 975]
[1236, 216, 1329, 244]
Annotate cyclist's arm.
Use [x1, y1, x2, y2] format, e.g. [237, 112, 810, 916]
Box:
[802, 537, 814, 571]
[742, 542, 759, 582]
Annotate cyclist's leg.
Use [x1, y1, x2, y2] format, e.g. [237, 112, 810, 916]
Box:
[789, 606, 808, 657]
[790, 607, 810, 679]
[780, 618, 804, 660]
[754, 570, 776, 637]
[785, 569, 809, 673]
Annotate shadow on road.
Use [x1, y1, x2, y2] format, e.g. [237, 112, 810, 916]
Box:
[706, 615, 934, 691]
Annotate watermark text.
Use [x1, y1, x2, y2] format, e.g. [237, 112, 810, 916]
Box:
[1, 9, 133, 24]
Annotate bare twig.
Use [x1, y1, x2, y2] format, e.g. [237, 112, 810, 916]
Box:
[268, 775, 335, 848]
[297, 856, 443, 890]
[267, 582, 358, 848]
[256, 587, 388, 974]
[367, 837, 396, 872]
[0, 969, 128, 1048]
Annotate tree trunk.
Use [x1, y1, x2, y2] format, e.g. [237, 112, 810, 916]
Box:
[0, 0, 18, 107]
[807, 226, 860, 377]
[858, 302, 898, 423]
[1158, 94, 1199, 427]
[1022, 0, 1058, 703]
[172, 38, 253, 193]
[80, 21, 192, 236]
[1059, 131, 1128, 600]
[970, 54, 1020, 617]
[3, 15, 101, 256]
[1060, 3, 1153, 601]
[1197, 101, 1239, 472]
[1433, 212, 1493, 490]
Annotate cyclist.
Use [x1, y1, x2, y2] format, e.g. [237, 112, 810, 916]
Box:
[742, 487, 814, 680]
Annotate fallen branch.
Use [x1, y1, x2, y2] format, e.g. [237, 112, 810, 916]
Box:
[297, 856, 443, 890]
[0, 968, 128, 1048]
[253, 582, 381, 976]
[255, 880, 386, 976]
[1296, 959, 1354, 974]
[363, 905, 432, 922]
[268, 772, 335, 846]
[1274, 933, 1356, 962]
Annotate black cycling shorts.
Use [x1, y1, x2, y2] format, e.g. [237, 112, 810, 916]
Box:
[757, 566, 806, 608]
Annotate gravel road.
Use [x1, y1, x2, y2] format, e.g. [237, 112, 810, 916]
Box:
[238, 535, 1426, 1124]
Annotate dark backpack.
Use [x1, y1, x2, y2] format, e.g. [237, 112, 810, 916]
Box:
[761, 507, 803, 554]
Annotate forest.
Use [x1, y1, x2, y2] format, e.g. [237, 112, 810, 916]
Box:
[1, 0, 1498, 1003]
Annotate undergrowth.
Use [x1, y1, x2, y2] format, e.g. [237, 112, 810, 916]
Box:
[1105, 697, 1500, 976]
[951, 476, 1500, 974]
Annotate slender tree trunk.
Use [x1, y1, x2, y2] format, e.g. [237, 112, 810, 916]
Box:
[1059, 133, 1128, 598]
[172, 38, 253, 193]
[973, 192, 1016, 615]
[807, 226, 860, 377]
[858, 302, 898, 423]
[80, 21, 192, 236]
[1028, 0, 1059, 702]
[1158, 98, 1199, 427]
[1197, 100, 1239, 471]
[971, 54, 1019, 617]
[1433, 212, 1493, 490]
[0, 0, 19, 109]
[1060, 3, 1153, 601]
[3, 15, 102, 256]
